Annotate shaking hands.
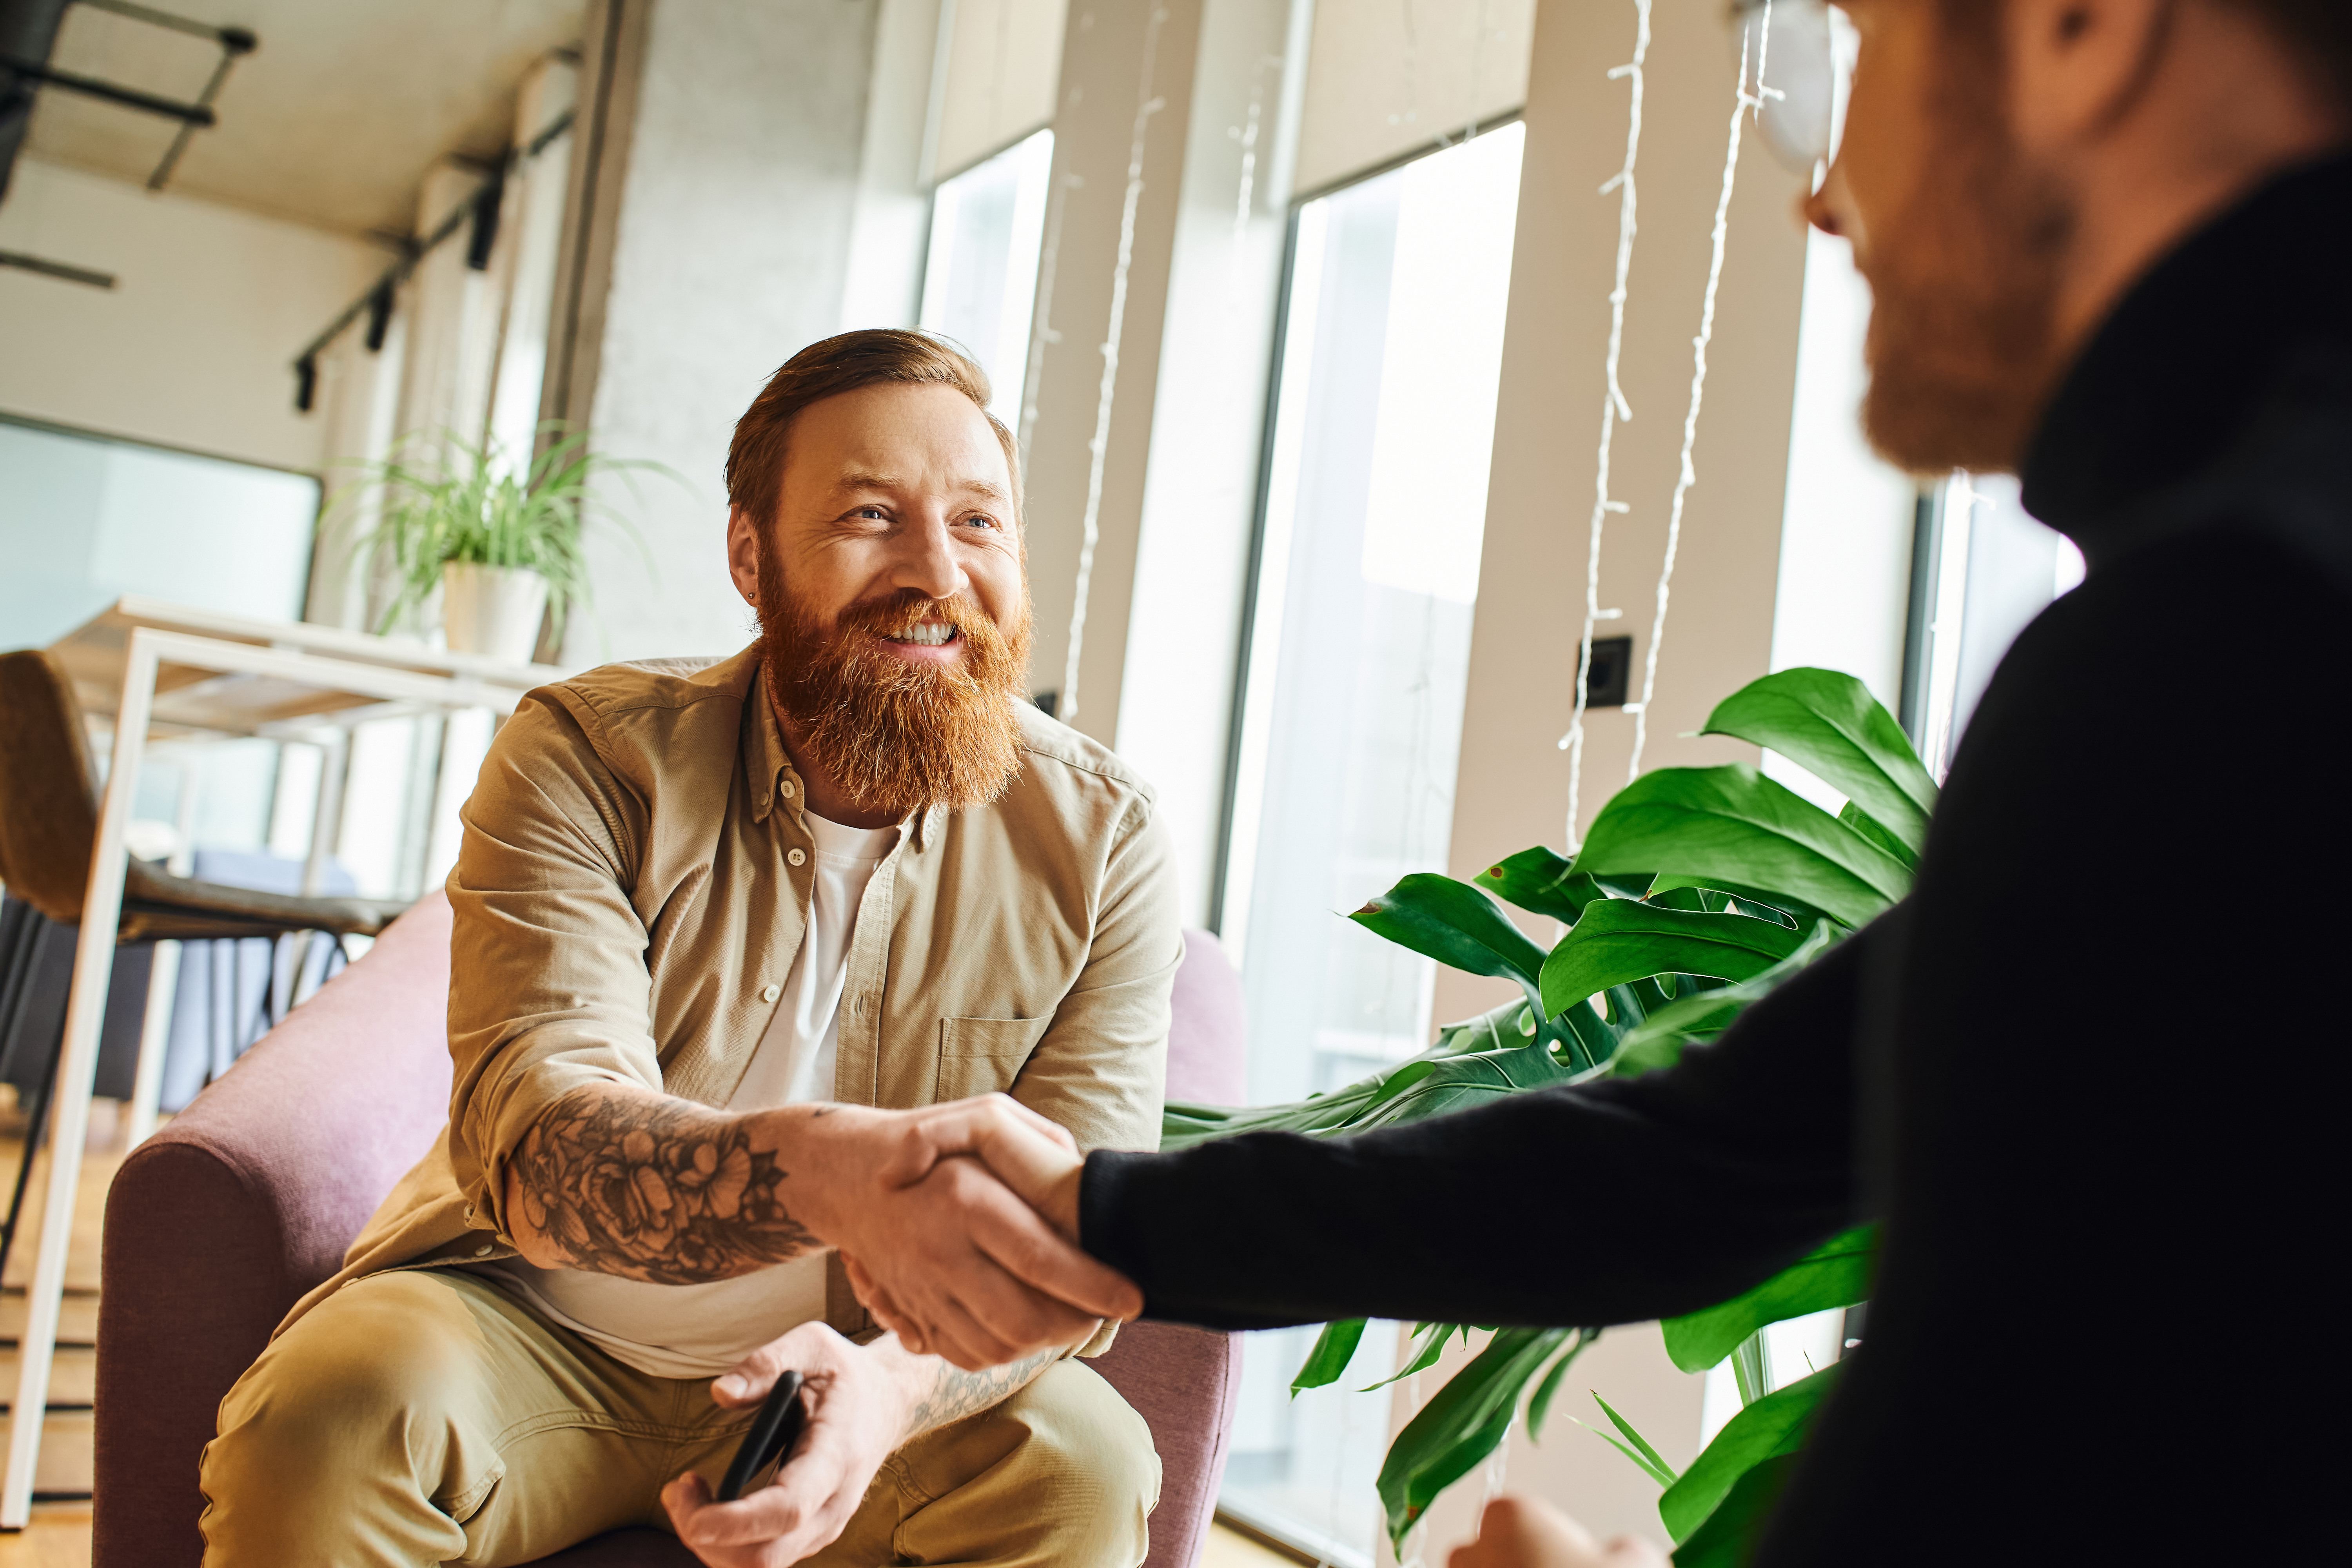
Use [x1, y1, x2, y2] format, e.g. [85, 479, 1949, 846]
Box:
[799, 1094, 1139, 1370]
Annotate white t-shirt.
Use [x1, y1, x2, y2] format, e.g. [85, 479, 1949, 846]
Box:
[483, 811, 899, 1378]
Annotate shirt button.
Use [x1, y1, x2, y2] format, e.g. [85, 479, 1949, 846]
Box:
[474, 1244, 494, 1258]
[787, 847, 807, 867]
[780, 779, 797, 798]
[762, 983, 781, 1003]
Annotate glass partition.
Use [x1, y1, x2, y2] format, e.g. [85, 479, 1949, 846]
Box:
[918, 128, 1054, 430]
[1214, 120, 1526, 1565]
[0, 416, 318, 652]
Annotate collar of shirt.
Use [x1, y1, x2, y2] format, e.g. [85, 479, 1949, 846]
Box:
[2020, 147, 2352, 562]
[743, 665, 939, 851]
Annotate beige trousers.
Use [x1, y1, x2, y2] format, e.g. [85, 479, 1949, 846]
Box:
[199, 1270, 1159, 1567]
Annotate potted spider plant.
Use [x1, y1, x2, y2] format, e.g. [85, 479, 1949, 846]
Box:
[334, 426, 667, 662]
[1169, 665, 1932, 1564]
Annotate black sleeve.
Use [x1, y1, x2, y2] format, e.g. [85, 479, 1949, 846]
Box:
[1081, 917, 1870, 1330]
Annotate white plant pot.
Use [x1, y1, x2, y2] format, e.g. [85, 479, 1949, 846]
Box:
[442, 563, 550, 663]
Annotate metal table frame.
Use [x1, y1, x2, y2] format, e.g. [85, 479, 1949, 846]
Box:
[2, 624, 545, 1526]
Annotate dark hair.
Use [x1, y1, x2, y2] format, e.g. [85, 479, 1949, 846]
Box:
[724, 328, 1020, 530]
[2235, 0, 2352, 105]
[1938, 1, 2351, 107]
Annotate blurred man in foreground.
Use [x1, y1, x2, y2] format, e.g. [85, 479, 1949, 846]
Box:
[891, 3, 2352, 1564]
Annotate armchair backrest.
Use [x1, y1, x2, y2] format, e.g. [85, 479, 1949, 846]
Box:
[93, 894, 454, 1568]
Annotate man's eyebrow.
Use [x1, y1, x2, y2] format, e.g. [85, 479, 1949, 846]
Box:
[832, 469, 1010, 503]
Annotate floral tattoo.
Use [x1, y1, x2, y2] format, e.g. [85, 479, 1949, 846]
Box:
[906, 1349, 1062, 1437]
[512, 1090, 818, 1283]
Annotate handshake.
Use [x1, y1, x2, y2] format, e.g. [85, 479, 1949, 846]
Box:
[671, 1093, 1668, 1568]
[802, 1093, 1144, 1369]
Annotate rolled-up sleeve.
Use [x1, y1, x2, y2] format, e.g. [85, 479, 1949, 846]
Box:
[1010, 796, 1181, 1158]
[445, 692, 665, 1238]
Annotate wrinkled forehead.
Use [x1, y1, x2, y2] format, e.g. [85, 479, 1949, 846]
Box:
[784, 382, 1018, 511]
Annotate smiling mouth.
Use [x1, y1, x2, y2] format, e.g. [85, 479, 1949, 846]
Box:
[886, 621, 959, 647]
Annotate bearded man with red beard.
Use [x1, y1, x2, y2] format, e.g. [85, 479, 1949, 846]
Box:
[198, 331, 1172, 1568]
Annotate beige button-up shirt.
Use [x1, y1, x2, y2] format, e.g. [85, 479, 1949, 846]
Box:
[284, 646, 1180, 1341]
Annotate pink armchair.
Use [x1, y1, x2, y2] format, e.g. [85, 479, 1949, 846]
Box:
[93, 893, 1245, 1567]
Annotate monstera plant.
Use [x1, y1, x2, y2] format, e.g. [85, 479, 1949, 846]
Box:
[1163, 666, 1935, 1563]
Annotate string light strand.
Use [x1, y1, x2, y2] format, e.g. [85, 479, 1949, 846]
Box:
[1060, 7, 1170, 723]
[1557, 0, 1653, 850]
[1624, 10, 1767, 781]
[1018, 121, 1079, 466]
[1225, 61, 1268, 301]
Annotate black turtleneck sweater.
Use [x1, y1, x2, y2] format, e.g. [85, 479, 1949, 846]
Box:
[1082, 150, 2352, 1563]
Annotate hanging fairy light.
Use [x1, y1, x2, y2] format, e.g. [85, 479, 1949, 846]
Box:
[1557, 0, 1653, 849]
[1623, 2, 1777, 782]
[1018, 138, 1079, 469]
[1059, 7, 1171, 725]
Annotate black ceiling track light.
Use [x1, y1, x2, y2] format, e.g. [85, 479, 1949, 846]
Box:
[0, 245, 111, 286]
[364, 279, 396, 352]
[465, 169, 505, 272]
[0, 0, 258, 207]
[1, 54, 216, 124]
[287, 107, 576, 412]
[0, 0, 74, 208]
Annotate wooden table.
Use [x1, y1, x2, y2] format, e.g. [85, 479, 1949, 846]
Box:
[2, 599, 564, 1526]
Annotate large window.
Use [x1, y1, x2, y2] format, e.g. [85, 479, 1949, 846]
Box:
[918, 128, 1054, 431]
[1214, 121, 1527, 1565]
[1902, 472, 2086, 778]
[1, 416, 321, 855]
[0, 416, 318, 651]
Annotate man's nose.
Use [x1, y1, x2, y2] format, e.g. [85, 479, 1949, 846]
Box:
[1804, 158, 1858, 242]
[890, 514, 969, 601]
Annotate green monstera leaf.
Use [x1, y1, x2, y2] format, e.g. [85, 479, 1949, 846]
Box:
[1158, 668, 1929, 1561]
[1539, 900, 1809, 1019]
[1571, 763, 1912, 929]
[1699, 666, 1937, 854]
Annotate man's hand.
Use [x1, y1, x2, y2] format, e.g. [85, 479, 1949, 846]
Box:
[799, 1095, 1136, 1370]
[1449, 1498, 1670, 1568]
[661, 1323, 1060, 1566]
[832, 1096, 1102, 1362]
[663, 1323, 901, 1566]
[500, 1086, 1136, 1371]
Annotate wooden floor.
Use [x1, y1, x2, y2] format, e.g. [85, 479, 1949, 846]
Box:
[0, 1095, 126, 1567]
[0, 1504, 89, 1567]
[1200, 1521, 1304, 1566]
[0, 1513, 1299, 1567]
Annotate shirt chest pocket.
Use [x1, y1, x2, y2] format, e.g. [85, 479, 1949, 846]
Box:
[935, 1015, 1054, 1102]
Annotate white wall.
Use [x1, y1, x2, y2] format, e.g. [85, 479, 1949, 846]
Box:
[1018, 0, 1208, 737]
[838, 0, 942, 335]
[0, 156, 387, 471]
[567, 0, 882, 664]
[1761, 225, 1920, 818]
[1768, 229, 1916, 714]
[1291, 0, 1536, 196]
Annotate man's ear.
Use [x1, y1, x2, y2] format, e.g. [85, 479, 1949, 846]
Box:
[726, 506, 764, 608]
[2005, 0, 2177, 154]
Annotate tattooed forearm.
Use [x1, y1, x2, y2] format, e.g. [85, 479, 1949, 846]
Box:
[903, 1348, 1061, 1437]
[508, 1086, 819, 1284]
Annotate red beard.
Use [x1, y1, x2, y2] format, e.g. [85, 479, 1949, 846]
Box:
[755, 556, 1033, 819]
[1859, 14, 2076, 474]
